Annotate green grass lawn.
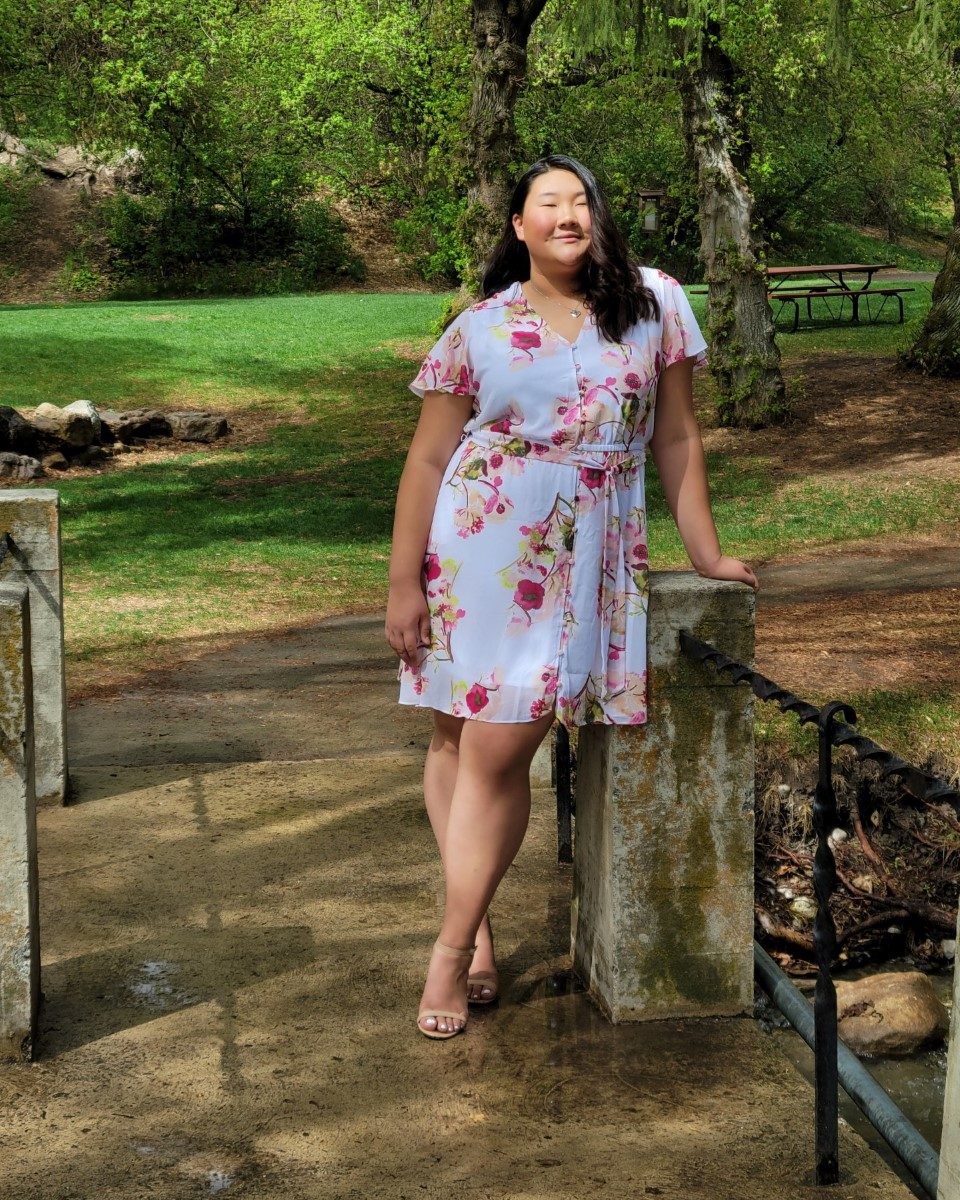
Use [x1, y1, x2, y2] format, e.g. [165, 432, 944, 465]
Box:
[1, 282, 956, 763]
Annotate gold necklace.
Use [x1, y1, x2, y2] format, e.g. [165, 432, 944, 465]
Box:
[527, 280, 586, 319]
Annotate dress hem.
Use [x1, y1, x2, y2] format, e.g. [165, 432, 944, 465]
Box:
[397, 695, 648, 731]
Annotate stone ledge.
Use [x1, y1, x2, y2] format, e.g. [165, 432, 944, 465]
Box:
[0, 490, 62, 571]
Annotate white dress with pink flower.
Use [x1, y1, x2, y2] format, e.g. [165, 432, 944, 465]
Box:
[397, 268, 708, 730]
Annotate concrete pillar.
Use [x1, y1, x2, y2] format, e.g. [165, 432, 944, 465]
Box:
[530, 729, 555, 788]
[571, 571, 755, 1022]
[0, 490, 67, 803]
[0, 584, 40, 1060]
[938, 915, 960, 1200]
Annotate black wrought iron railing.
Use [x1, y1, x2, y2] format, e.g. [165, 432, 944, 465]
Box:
[552, 630, 959, 1198]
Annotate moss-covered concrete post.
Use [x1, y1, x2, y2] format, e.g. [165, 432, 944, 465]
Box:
[531, 736, 553, 788]
[0, 583, 40, 1060]
[571, 571, 755, 1022]
[0, 490, 67, 803]
[938, 909, 960, 1200]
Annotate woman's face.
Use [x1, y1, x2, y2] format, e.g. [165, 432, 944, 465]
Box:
[512, 169, 592, 275]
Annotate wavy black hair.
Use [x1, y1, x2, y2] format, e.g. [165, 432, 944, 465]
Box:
[480, 154, 660, 343]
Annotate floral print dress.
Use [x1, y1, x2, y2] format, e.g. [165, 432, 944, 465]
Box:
[396, 268, 708, 730]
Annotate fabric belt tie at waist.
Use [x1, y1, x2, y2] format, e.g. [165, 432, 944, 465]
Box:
[463, 429, 645, 697]
[463, 428, 646, 469]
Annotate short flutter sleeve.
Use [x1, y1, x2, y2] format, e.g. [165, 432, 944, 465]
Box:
[659, 274, 708, 372]
[409, 309, 479, 398]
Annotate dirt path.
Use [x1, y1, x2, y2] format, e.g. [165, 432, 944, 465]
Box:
[754, 535, 960, 696]
[700, 353, 960, 482]
[0, 612, 922, 1199]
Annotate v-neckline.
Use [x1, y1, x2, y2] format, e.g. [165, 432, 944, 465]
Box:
[514, 281, 592, 349]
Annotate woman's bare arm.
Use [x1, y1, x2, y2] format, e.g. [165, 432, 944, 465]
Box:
[386, 390, 476, 665]
[649, 359, 757, 589]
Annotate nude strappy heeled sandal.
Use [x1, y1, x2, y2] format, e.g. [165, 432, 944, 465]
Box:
[417, 939, 477, 1040]
[467, 915, 499, 1006]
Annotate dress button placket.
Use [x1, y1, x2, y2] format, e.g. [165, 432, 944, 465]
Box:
[571, 345, 586, 445]
[557, 343, 584, 717]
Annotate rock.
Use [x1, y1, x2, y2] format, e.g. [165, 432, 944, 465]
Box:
[63, 400, 101, 442]
[0, 406, 40, 453]
[97, 408, 172, 443]
[942, 939, 956, 960]
[167, 411, 229, 442]
[0, 452, 43, 481]
[789, 896, 817, 921]
[836, 971, 949, 1057]
[31, 402, 98, 448]
[40, 452, 69, 471]
[0, 131, 30, 168]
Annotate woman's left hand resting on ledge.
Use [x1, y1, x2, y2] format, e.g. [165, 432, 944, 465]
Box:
[696, 554, 759, 591]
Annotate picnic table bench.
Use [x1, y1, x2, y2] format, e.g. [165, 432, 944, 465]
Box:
[690, 263, 913, 331]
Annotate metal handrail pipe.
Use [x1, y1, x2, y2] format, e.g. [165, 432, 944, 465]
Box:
[754, 941, 941, 1199]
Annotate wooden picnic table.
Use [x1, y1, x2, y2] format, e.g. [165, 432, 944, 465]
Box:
[764, 262, 909, 326]
[689, 263, 912, 328]
[766, 262, 898, 292]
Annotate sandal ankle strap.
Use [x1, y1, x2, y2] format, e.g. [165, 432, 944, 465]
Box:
[434, 938, 477, 959]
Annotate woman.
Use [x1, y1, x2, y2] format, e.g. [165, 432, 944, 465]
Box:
[385, 153, 758, 1040]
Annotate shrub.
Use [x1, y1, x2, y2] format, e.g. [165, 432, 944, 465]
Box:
[99, 189, 365, 297]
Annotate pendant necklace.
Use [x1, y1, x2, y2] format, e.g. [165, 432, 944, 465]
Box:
[528, 280, 586, 319]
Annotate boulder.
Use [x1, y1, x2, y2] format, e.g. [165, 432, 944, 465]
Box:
[31, 402, 98, 448]
[63, 400, 102, 442]
[0, 406, 40, 453]
[836, 970, 949, 1057]
[0, 131, 30, 169]
[97, 408, 172, 443]
[167, 411, 229, 442]
[0, 131, 144, 193]
[40, 452, 69, 471]
[0, 452, 43, 481]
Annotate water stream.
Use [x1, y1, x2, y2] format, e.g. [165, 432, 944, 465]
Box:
[757, 960, 953, 1199]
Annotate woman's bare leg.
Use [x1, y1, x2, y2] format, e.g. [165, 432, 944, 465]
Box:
[418, 708, 555, 1034]
[422, 711, 496, 1001]
[422, 709, 465, 857]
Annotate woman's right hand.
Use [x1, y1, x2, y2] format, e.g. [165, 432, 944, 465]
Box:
[385, 579, 432, 669]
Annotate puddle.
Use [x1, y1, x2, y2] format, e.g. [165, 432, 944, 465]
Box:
[126, 960, 196, 1011]
[130, 1143, 238, 1191]
[513, 968, 588, 1005]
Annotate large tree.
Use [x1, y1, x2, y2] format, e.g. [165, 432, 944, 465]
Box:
[463, 0, 549, 280]
[900, 10, 960, 376]
[901, 220, 960, 374]
[665, 5, 788, 427]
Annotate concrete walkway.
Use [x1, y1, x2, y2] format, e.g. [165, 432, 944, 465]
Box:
[0, 612, 924, 1199]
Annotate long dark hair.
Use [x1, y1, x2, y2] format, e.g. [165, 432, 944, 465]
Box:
[480, 154, 660, 343]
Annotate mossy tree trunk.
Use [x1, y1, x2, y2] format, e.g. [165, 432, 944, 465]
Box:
[671, 17, 788, 428]
[463, 0, 547, 287]
[900, 220, 960, 377]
